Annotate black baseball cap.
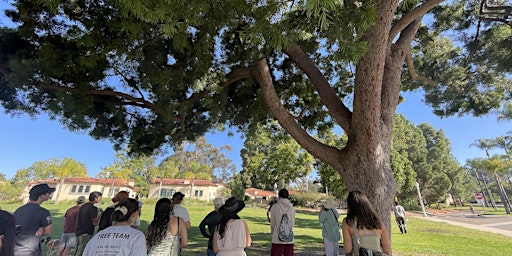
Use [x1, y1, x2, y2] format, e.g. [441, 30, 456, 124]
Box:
[29, 184, 56, 198]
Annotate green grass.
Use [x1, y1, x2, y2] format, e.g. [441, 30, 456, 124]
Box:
[2, 201, 511, 256]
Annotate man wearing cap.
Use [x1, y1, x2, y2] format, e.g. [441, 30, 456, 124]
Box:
[74, 191, 102, 256]
[270, 188, 295, 256]
[57, 196, 85, 256]
[13, 183, 56, 255]
[171, 192, 191, 229]
[199, 197, 224, 256]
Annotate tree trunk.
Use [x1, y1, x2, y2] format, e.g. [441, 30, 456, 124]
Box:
[495, 173, 511, 214]
[54, 178, 65, 204]
[481, 171, 498, 210]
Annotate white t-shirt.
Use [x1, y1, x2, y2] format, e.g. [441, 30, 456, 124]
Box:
[173, 204, 190, 223]
[83, 225, 147, 256]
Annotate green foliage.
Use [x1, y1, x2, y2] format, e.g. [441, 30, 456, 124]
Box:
[292, 191, 329, 207]
[241, 121, 314, 190]
[11, 158, 87, 184]
[0, 180, 23, 202]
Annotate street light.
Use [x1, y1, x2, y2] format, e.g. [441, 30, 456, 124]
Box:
[416, 181, 428, 217]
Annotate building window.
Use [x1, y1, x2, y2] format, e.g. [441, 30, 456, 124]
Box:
[108, 188, 119, 197]
[160, 189, 167, 197]
[78, 185, 84, 193]
[167, 189, 175, 197]
[85, 186, 91, 193]
[70, 185, 77, 193]
[194, 190, 203, 197]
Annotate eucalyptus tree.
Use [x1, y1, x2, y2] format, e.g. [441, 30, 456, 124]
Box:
[1, 0, 511, 230]
[166, 136, 236, 182]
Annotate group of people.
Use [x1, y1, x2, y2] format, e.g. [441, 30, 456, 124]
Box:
[0, 183, 406, 256]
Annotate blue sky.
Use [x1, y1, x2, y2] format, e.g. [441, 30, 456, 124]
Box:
[0, 2, 510, 180]
[1, 91, 510, 180]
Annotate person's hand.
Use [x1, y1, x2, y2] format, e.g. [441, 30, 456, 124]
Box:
[35, 227, 44, 237]
[0, 234, 4, 249]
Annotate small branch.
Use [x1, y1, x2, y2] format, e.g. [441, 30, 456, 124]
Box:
[405, 53, 437, 86]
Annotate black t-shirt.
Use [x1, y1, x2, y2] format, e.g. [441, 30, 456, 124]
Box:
[75, 202, 98, 236]
[13, 203, 52, 235]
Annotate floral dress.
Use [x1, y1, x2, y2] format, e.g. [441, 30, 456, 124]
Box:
[147, 224, 180, 256]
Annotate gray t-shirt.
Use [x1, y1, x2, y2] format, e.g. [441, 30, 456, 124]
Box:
[83, 225, 147, 256]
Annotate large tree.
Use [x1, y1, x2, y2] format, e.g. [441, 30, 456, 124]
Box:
[1, 0, 511, 231]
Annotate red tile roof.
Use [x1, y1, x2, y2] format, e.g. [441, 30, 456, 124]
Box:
[150, 178, 224, 187]
[28, 177, 136, 189]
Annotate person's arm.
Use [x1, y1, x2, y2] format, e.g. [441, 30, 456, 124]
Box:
[198, 212, 211, 238]
[243, 220, 251, 248]
[266, 210, 271, 223]
[318, 210, 325, 224]
[92, 208, 103, 226]
[42, 224, 53, 236]
[380, 224, 392, 255]
[179, 218, 188, 248]
[341, 218, 353, 254]
[212, 231, 219, 253]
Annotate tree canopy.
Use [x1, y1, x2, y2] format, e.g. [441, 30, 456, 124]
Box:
[1, 0, 511, 230]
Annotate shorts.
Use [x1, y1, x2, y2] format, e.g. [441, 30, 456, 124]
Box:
[59, 233, 77, 248]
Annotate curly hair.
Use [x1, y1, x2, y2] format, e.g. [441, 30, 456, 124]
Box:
[146, 198, 174, 247]
[345, 190, 381, 230]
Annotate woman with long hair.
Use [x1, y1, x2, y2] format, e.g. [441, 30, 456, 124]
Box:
[213, 197, 251, 256]
[83, 198, 146, 256]
[146, 198, 188, 256]
[341, 191, 391, 256]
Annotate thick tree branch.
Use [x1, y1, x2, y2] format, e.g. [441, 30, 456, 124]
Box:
[253, 58, 344, 170]
[282, 42, 352, 136]
[389, 0, 445, 43]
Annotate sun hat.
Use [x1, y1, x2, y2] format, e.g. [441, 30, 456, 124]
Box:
[29, 184, 56, 198]
[213, 198, 224, 210]
[322, 198, 337, 209]
[219, 197, 245, 216]
[76, 196, 86, 203]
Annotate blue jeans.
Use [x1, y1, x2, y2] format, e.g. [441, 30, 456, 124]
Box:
[207, 248, 216, 256]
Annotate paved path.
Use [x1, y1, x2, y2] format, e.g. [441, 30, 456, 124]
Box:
[409, 210, 512, 237]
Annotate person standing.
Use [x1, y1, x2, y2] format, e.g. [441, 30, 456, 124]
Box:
[341, 191, 391, 256]
[0, 209, 16, 256]
[146, 198, 188, 256]
[14, 183, 56, 256]
[57, 196, 86, 256]
[98, 191, 129, 232]
[318, 198, 341, 256]
[213, 197, 251, 256]
[74, 191, 102, 256]
[270, 189, 295, 256]
[393, 201, 407, 234]
[171, 192, 191, 229]
[83, 198, 146, 256]
[199, 197, 223, 256]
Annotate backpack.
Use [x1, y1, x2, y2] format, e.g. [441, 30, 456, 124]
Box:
[277, 206, 294, 242]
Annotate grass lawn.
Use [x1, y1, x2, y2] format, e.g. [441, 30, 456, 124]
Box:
[1, 200, 510, 256]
